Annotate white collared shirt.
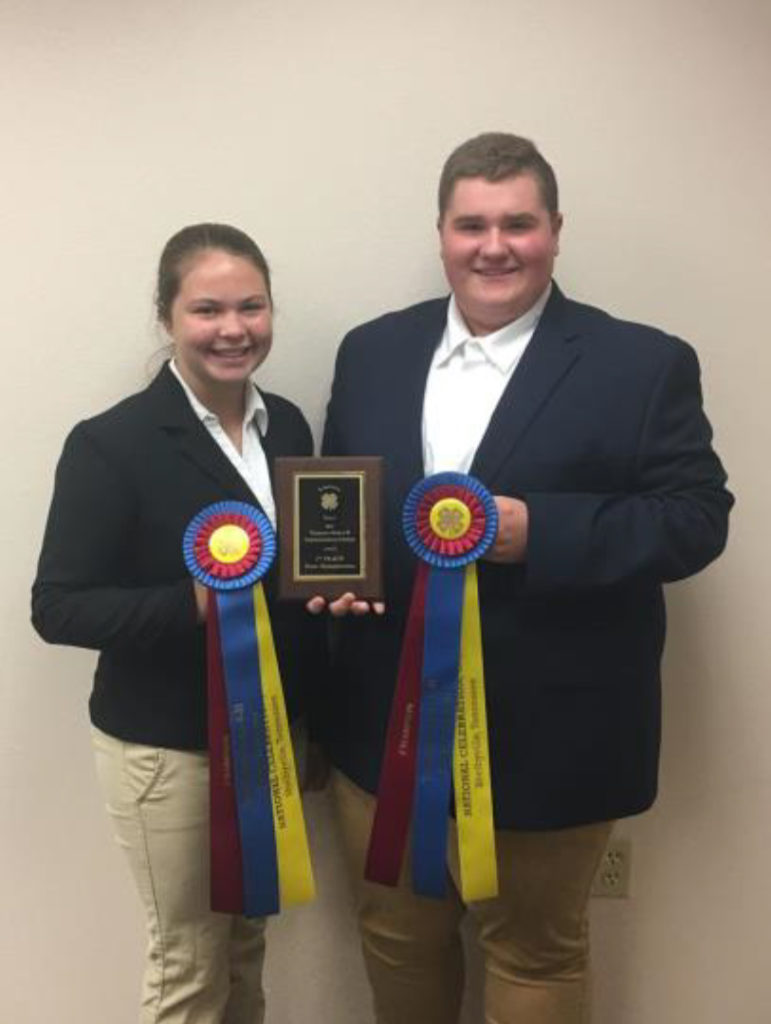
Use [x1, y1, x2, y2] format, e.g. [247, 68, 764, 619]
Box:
[170, 360, 276, 526]
[422, 285, 551, 475]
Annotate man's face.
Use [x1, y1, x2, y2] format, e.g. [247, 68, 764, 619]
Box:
[438, 173, 562, 335]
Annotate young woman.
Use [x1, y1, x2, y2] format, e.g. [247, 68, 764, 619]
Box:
[32, 224, 325, 1024]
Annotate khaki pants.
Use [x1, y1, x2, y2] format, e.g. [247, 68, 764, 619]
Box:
[332, 770, 612, 1024]
[92, 727, 266, 1024]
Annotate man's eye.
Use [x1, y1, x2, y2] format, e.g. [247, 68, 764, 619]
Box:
[242, 302, 266, 313]
[458, 222, 483, 233]
[193, 305, 218, 316]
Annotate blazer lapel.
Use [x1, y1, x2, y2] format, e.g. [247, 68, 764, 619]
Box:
[471, 285, 583, 486]
[391, 300, 448, 488]
[146, 364, 258, 505]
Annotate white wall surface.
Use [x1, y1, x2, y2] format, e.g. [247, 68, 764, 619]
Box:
[2, 0, 769, 1021]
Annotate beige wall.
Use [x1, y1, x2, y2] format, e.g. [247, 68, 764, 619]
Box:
[2, 0, 769, 1020]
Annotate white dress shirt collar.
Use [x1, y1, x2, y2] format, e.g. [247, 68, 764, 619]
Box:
[421, 283, 552, 476]
[169, 359, 269, 436]
[437, 283, 552, 375]
[168, 358, 276, 526]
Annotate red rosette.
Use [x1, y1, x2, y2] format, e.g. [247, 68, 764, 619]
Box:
[193, 513, 262, 580]
[414, 484, 487, 558]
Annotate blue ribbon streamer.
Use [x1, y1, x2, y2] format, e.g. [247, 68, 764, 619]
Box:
[411, 566, 466, 898]
[216, 589, 279, 917]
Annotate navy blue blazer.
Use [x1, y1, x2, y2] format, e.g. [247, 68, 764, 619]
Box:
[32, 363, 327, 751]
[322, 285, 733, 829]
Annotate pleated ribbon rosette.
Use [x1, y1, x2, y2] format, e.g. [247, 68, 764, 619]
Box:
[365, 473, 499, 901]
[183, 501, 315, 917]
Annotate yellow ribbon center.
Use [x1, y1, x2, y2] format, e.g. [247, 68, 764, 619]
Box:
[430, 498, 472, 540]
[209, 524, 250, 564]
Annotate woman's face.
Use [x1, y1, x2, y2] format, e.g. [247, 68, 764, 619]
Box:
[168, 248, 273, 395]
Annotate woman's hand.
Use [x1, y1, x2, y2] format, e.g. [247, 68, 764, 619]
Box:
[193, 580, 208, 622]
[306, 592, 386, 616]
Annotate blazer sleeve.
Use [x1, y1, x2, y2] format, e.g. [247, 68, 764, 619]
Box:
[31, 422, 197, 651]
[524, 340, 733, 592]
[321, 334, 352, 457]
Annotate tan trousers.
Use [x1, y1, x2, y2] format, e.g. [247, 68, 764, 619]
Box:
[92, 727, 266, 1024]
[332, 770, 612, 1024]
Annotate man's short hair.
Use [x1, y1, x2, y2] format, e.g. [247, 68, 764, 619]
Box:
[438, 133, 559, 219]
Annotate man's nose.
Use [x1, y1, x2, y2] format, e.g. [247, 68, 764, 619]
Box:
[480, 228, 507, 256]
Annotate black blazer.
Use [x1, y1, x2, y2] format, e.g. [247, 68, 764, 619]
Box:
[322, 285, 733, 829]
[32, 363, 326, 750]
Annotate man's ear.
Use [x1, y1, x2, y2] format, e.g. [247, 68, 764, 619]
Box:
[552, 212, 564, 254]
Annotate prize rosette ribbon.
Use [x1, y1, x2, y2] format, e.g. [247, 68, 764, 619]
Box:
[183, 501, 315, 917]
[365, 473, 499, 901]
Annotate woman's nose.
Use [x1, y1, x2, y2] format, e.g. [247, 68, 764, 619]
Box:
[218, 310, 247, 337]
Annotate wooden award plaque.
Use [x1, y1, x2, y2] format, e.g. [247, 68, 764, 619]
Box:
[274, 456, 383, 600]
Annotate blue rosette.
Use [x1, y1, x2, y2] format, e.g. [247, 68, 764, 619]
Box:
[183, 500, 280, 916]
[402, 471, 498, 568]
[387, 472, 500, 898]
[183, 500, 276, 591]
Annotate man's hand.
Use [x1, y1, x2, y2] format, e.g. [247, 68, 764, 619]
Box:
[486, 496, 528, 563]
[306, 592, 386, 616]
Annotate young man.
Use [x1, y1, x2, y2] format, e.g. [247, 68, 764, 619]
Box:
[316, 133, 732, 1024]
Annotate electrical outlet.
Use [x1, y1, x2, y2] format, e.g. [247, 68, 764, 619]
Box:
[591, 837, 631, 898]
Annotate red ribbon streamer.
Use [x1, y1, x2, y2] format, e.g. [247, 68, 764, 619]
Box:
[207, 598, 244, 913]
[365, 561, 430, 885]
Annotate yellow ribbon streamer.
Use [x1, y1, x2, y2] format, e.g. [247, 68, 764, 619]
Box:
[253, 583, 316, 907]
[453, 562, 498, 901]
